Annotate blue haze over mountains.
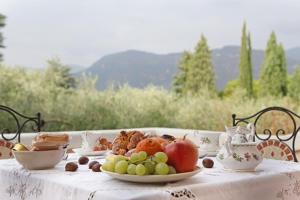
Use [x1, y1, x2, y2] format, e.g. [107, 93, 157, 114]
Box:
[76, 46, 300, 90]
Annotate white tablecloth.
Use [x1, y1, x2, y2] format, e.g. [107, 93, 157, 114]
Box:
[0, 155, 300, 200]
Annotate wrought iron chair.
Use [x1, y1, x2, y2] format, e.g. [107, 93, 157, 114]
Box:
[0, 105, 43, 159]
[0, 105, 42, 143]
[232, 106, 300, 162]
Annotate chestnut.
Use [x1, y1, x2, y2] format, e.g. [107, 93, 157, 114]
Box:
[202, 158, 214, 168]
[92, 163, 102, 172]
[89, 161, 99, 169]
[65, 162, 78, 172]
[78, 156, 89, 165]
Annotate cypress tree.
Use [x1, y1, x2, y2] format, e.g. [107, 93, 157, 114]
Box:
[259, 32, 288, 96]
[239, 23, 253, 96]
[288, 67, 300, 100]
[185, 35, 215, 94]
[277, 44, 288, 95]
[264, 32, 277, 57]
[0, 14, 5, 62]
[173, 51, 192, 95]
[247, 33, 253, 94]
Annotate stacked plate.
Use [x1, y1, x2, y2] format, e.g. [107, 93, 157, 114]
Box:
[73, 148, 110, 156]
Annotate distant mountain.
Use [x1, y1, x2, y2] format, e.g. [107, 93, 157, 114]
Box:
[212, 45, 263, 88]
[82, 46, 300, 90]
[286, 47, 300, 61]
[212, 46, 299, 88]
[85, 50, 180, 89]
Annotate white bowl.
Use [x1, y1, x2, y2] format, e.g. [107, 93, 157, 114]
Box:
[13, 149, 66, 170]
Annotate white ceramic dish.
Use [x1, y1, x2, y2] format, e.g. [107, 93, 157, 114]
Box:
[73, 148, 109, 156]
[192, 131, 221, 152]
[101, 167, 201, 183]
[199, 150, 218, 157]
[13, 149, 66, 170]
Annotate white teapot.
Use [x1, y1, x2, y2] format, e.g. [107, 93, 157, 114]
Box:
[231, 123, 255, 143]
[217, 124, 263, 171]
[219, 123, 255, 147]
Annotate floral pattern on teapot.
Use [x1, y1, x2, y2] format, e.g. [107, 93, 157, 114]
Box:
[218, 152, 261, 162]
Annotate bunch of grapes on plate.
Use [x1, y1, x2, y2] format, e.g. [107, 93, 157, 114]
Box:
[102, 151, 176, 175]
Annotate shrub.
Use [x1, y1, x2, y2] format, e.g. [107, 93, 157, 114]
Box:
[0, 64, 299, 133]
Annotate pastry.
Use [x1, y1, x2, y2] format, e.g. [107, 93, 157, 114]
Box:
[32, 133, 69, 151]
[31, 143, 60, 151]
[35, 133, 69, 145]
[127, 131, 145, 150]
[112, 130, 145, 155]
[93, 137, 112, 151]
[112, 131, 130, 155]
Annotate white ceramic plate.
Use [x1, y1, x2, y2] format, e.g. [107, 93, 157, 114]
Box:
[199, 150, 218, 157]
[73, 148, 110, 156]
[101, 167, 201, 183]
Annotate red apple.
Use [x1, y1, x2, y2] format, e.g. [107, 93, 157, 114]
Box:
[164, 137, 199, 173]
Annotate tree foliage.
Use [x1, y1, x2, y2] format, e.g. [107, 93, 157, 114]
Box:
[259, 32, 288, 96]
[44, 58, 77, 89]
[1, 64, 299, 132]
[186, 35, 215, 94]
[0, 13, 5, 61]
[222, 79, 240, 98]
[173, 51, 192, 95]
[288, 67, 300, 100]
[239, 23, 253, 97]
[174, 35, 215, 95]
[277, 44, 288, 95]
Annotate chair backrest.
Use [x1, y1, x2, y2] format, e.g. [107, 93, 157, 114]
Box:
[232, 106, 300, 162]
[0, 105, 42, 143]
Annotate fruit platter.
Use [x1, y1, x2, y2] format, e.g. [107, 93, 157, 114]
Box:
[101, 153, 201, 183]
[100, 131, 201, 183]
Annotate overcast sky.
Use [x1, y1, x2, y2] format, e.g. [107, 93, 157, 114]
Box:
[0, 0, 300, 68]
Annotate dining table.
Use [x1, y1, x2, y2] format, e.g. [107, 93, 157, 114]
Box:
[0, 154, 300, 200]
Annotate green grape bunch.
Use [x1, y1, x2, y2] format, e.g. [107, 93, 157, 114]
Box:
[102, 152, 177, 176]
